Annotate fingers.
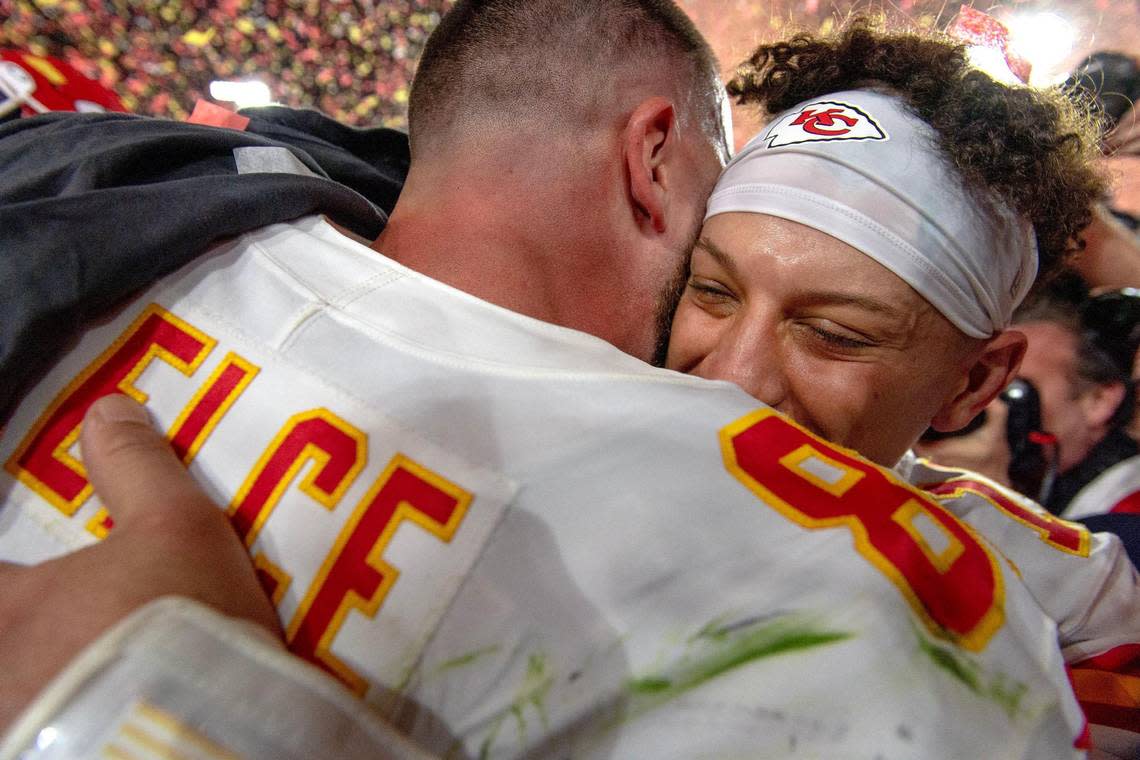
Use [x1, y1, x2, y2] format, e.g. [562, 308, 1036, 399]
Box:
[77, 395, 283, 637]
[79, 395, 215, 530]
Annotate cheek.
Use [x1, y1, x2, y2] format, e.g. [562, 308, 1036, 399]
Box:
[1046, 394, 1084, 435]
[843, 414, 916, 466]
[1028, 380, 1070, 431]
[1044, 383, 1071, 414]
[665, 302, 715, 370]
[782, 356, 870, 438]
[795, 359, 929, 457]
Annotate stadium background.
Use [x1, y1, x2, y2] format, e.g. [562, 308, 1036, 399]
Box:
[2, 0, 1139, 146]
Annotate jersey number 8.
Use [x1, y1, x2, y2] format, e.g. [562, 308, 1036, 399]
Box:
[722, 409, 1004, 651]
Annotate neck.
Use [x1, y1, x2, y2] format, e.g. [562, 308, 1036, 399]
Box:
[371, 146, 622, 331]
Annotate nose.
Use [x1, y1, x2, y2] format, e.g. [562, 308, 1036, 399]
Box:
[693, 316, 789, 409]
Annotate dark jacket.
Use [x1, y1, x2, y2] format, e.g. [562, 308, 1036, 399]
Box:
[0, 108, 409, 424]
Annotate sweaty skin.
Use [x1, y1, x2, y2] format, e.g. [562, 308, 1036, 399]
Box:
[666, 213, 984, 467]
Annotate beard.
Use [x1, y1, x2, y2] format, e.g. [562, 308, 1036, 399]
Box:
[649, 225, 701, 368]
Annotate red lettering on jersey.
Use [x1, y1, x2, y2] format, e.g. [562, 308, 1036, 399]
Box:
[228, 410, 366, 547]
[924, 479, 1090, 557]
[81, 353, 256, 539]
[253, 553, 293, 606]
[169, 353, 259, 463]
[5, 305, 215, 516]
[86, 507, 114, 539]
[790, 107, 858, 136]
[286, 455, 471, 694]
[722, 409, 1003, 651]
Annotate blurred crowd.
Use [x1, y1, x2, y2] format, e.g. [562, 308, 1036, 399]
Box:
[0, 0, 451, 126]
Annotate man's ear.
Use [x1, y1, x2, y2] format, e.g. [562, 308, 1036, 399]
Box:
[1080, 381, 1127, 429]
[623, 97, 678, 235]
[930, 330, 1028, 432]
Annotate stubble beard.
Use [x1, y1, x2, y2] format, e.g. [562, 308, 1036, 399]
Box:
[649, 227, 700, 368]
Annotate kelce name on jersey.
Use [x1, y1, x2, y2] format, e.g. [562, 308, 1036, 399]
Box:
[2, 302, 514, 697]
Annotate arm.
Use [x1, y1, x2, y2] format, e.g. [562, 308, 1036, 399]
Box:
[914, 466, 1140, 757]
[0, 396, 280, 731]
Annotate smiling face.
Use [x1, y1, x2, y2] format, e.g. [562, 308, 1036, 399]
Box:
[666, 213, 986, 466]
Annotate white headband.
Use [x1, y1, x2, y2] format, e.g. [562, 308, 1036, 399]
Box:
[706, 90, 1037, 338]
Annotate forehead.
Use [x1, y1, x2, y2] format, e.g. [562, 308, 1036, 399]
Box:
[1017, 321, 1080, 375]
[701, 213, 929, 304]
[698, 213, 977, 350]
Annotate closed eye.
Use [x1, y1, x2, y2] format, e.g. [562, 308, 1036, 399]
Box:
[809, 325, 875, 350]
[686, 278, 736, 304]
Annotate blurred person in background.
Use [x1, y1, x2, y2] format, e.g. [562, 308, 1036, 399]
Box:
[1018, 284, 1140, 519]
[920, 278, 1140, 520]
[1082, 52, 1140, 221]
[1064, 51, 1140, 289]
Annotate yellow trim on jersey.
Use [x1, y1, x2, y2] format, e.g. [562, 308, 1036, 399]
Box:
[5, 304, 215, 517]
[285, 453, 472, 695]
[720, 407, 1005, 653]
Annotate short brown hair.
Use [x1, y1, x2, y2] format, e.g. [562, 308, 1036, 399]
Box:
[408, 0, 722, 155]
[727, 16, 1108, 289]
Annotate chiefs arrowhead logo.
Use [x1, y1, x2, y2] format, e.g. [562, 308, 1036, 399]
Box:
[763, 101, 888, 148]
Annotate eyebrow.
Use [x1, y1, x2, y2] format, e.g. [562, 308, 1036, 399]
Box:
[802, 291, 909, 320]
[693, 237, 744, 281]
[694, 236, 910, 321]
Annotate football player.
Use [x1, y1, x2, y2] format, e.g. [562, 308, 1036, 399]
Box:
[0, 3, 1089, 758]
[665, 19, 1140, 756]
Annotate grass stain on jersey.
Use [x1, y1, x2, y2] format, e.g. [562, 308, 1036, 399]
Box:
[627, 613, 850, 705]
[476, 652, 554, 760]
[689, 611, 790, 643]
[432, 645, 501, 675]
[515, 654, 554, 735]
[916, 633, 1027, 718]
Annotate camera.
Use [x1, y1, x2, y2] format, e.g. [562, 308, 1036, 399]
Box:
[920, 378, 1057, 504]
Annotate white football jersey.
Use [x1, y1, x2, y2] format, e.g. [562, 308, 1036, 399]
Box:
[1061, 455, 1140, 520]
[903, 456, 1140, 755]
[0, 217, 1088, 758]
[902, 455, 1140, 662]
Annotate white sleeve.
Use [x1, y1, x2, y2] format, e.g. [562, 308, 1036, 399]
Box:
[913, 465, 1140, 756]
[912, 463, 1140, 660]
[0, 597, 436, 760]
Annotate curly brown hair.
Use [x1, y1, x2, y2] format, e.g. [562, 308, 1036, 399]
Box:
[727, 16, 1108, 285]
